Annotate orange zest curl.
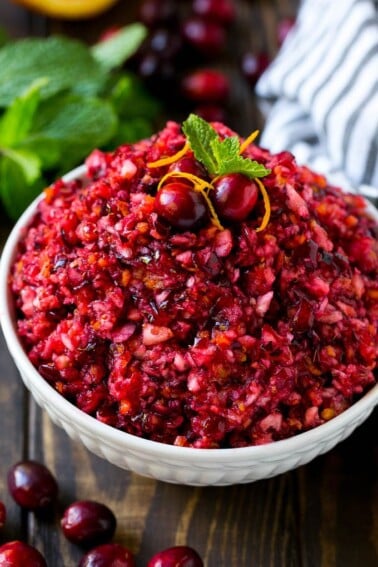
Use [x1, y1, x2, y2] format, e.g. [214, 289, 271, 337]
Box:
[254, 178, 271, 232]
[147, 142, 190, 168]
[157, 171, 224, 231]
[239, 130, 260, 154]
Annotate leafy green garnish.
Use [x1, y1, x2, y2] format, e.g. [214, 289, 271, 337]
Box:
[91, 23, 147, 71]
[0, 25, 162, 221]
[182, 114, 270, 179]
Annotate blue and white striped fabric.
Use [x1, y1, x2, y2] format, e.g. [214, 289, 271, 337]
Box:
[255, 0, 378, 199]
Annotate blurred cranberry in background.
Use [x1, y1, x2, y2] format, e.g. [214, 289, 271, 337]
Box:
[192, 0, 236, 24]
[181, 17, 226, 56]
[139, 0, 177, 28]
[277, 16, 296, 46]
[240, 50, 270, 86]
[181, 69, 230, 102]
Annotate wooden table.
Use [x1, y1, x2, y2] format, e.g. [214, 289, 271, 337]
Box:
[0, 1, 377, 566]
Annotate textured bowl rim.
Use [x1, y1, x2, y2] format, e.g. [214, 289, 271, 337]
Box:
[0, 164, 377, 465]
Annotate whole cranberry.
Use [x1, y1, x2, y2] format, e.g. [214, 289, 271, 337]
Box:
[7, 460, 58, 510]
[181, 69, 230, 103]
[155, 182, 207, 230]
[61, 500, 116, 547]
[212, 173, 259, 222]
[147, 545, 203, 567]
[181, 17, 225, 56]
[168, 157, 207, 179]
[240, 51, 270, 86]
[0, 501, 6, 528]
[79, 543, 136, 567]
[0, 541, 47, 567]
[192, 0, 236, 24]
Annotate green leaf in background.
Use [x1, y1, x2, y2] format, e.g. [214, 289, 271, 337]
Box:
[0, 27, 9, 48]
[0, 78, 48, 147]
[1, 147, 41, 184]
[91, 23, 147, 71]
[109, 74, 161, 121]
[0, 36, 106, 107]
[31, 93, 118, 171]
[0, 150, 44, 219]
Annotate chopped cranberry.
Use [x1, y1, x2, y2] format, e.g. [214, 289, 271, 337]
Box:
[212, 174, 259, 222]
[61, 500, 116, 547]
[79, 543, 136, 567]
[0, 501, 6, 528]
[181, 17, 225, 56]
[240, 51, 270, 86]
[0, 541, 47, 567]
[181, 69, 230, 103]
[192, 0, 236, 24]
[147, 545, 204, 567]
[7, 460, 58, 510]
[154, 182, 207, 230]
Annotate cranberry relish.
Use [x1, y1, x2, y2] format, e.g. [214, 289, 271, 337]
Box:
[11, 121, 378, 448]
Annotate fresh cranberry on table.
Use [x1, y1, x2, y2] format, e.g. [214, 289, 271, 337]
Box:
[192, 0, 236, 24]
[0, 501, 6, 528]
[7, 460, 58, 510]
[78, 543, 136, 567]
[0, 541, 47, 567]
[60, 500, 117, 547]
[240, 50, 270, 86]
[181, 69, 230, 103]
[212, 173, 259, 222]
[181, 17, 225, 56]
[147, 545, 204, 567]
[154, 182, 207, 230]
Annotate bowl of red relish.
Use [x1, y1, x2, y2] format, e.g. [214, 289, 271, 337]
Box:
[1, 116, 377, 486]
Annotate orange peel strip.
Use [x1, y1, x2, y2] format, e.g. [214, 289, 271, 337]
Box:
[157, 171, 224, 231]
[254, 178, 271, 232]
[239, 130, 260, 154]
[147, 142, 190, 168]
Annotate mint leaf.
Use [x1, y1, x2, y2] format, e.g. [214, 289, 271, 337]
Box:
[30, 93, 117, 171]
[17, 136, 62, 170]
[182, 114, 219, 174]
[0, 150, 44, 219]
[0, 37, 106, 106]
[91, 23, 147, 71]
[212, 136, 270, 178]
[182, 113, 270, 179]
[0, 78, 47, 147]
[108, 74, 161, 121]
[1, 148, 41, 184]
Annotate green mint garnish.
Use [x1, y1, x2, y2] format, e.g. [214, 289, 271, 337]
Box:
[182, 114, 270, 179]
[0, 27, 160, 221]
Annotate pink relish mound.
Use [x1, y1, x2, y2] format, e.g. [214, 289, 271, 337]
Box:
[10, 119, 378, 448]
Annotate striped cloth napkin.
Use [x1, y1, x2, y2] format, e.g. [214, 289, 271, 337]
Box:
[255, 0, 378, 200]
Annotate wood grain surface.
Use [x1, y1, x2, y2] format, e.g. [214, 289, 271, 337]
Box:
[0, 1, 377, 566]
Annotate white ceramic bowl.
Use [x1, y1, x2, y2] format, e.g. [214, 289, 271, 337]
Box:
[1, 165, 377, 487]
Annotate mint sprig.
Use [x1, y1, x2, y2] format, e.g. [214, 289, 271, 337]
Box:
[0, 27, 161, 221]
[182, 114, 270, 179]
